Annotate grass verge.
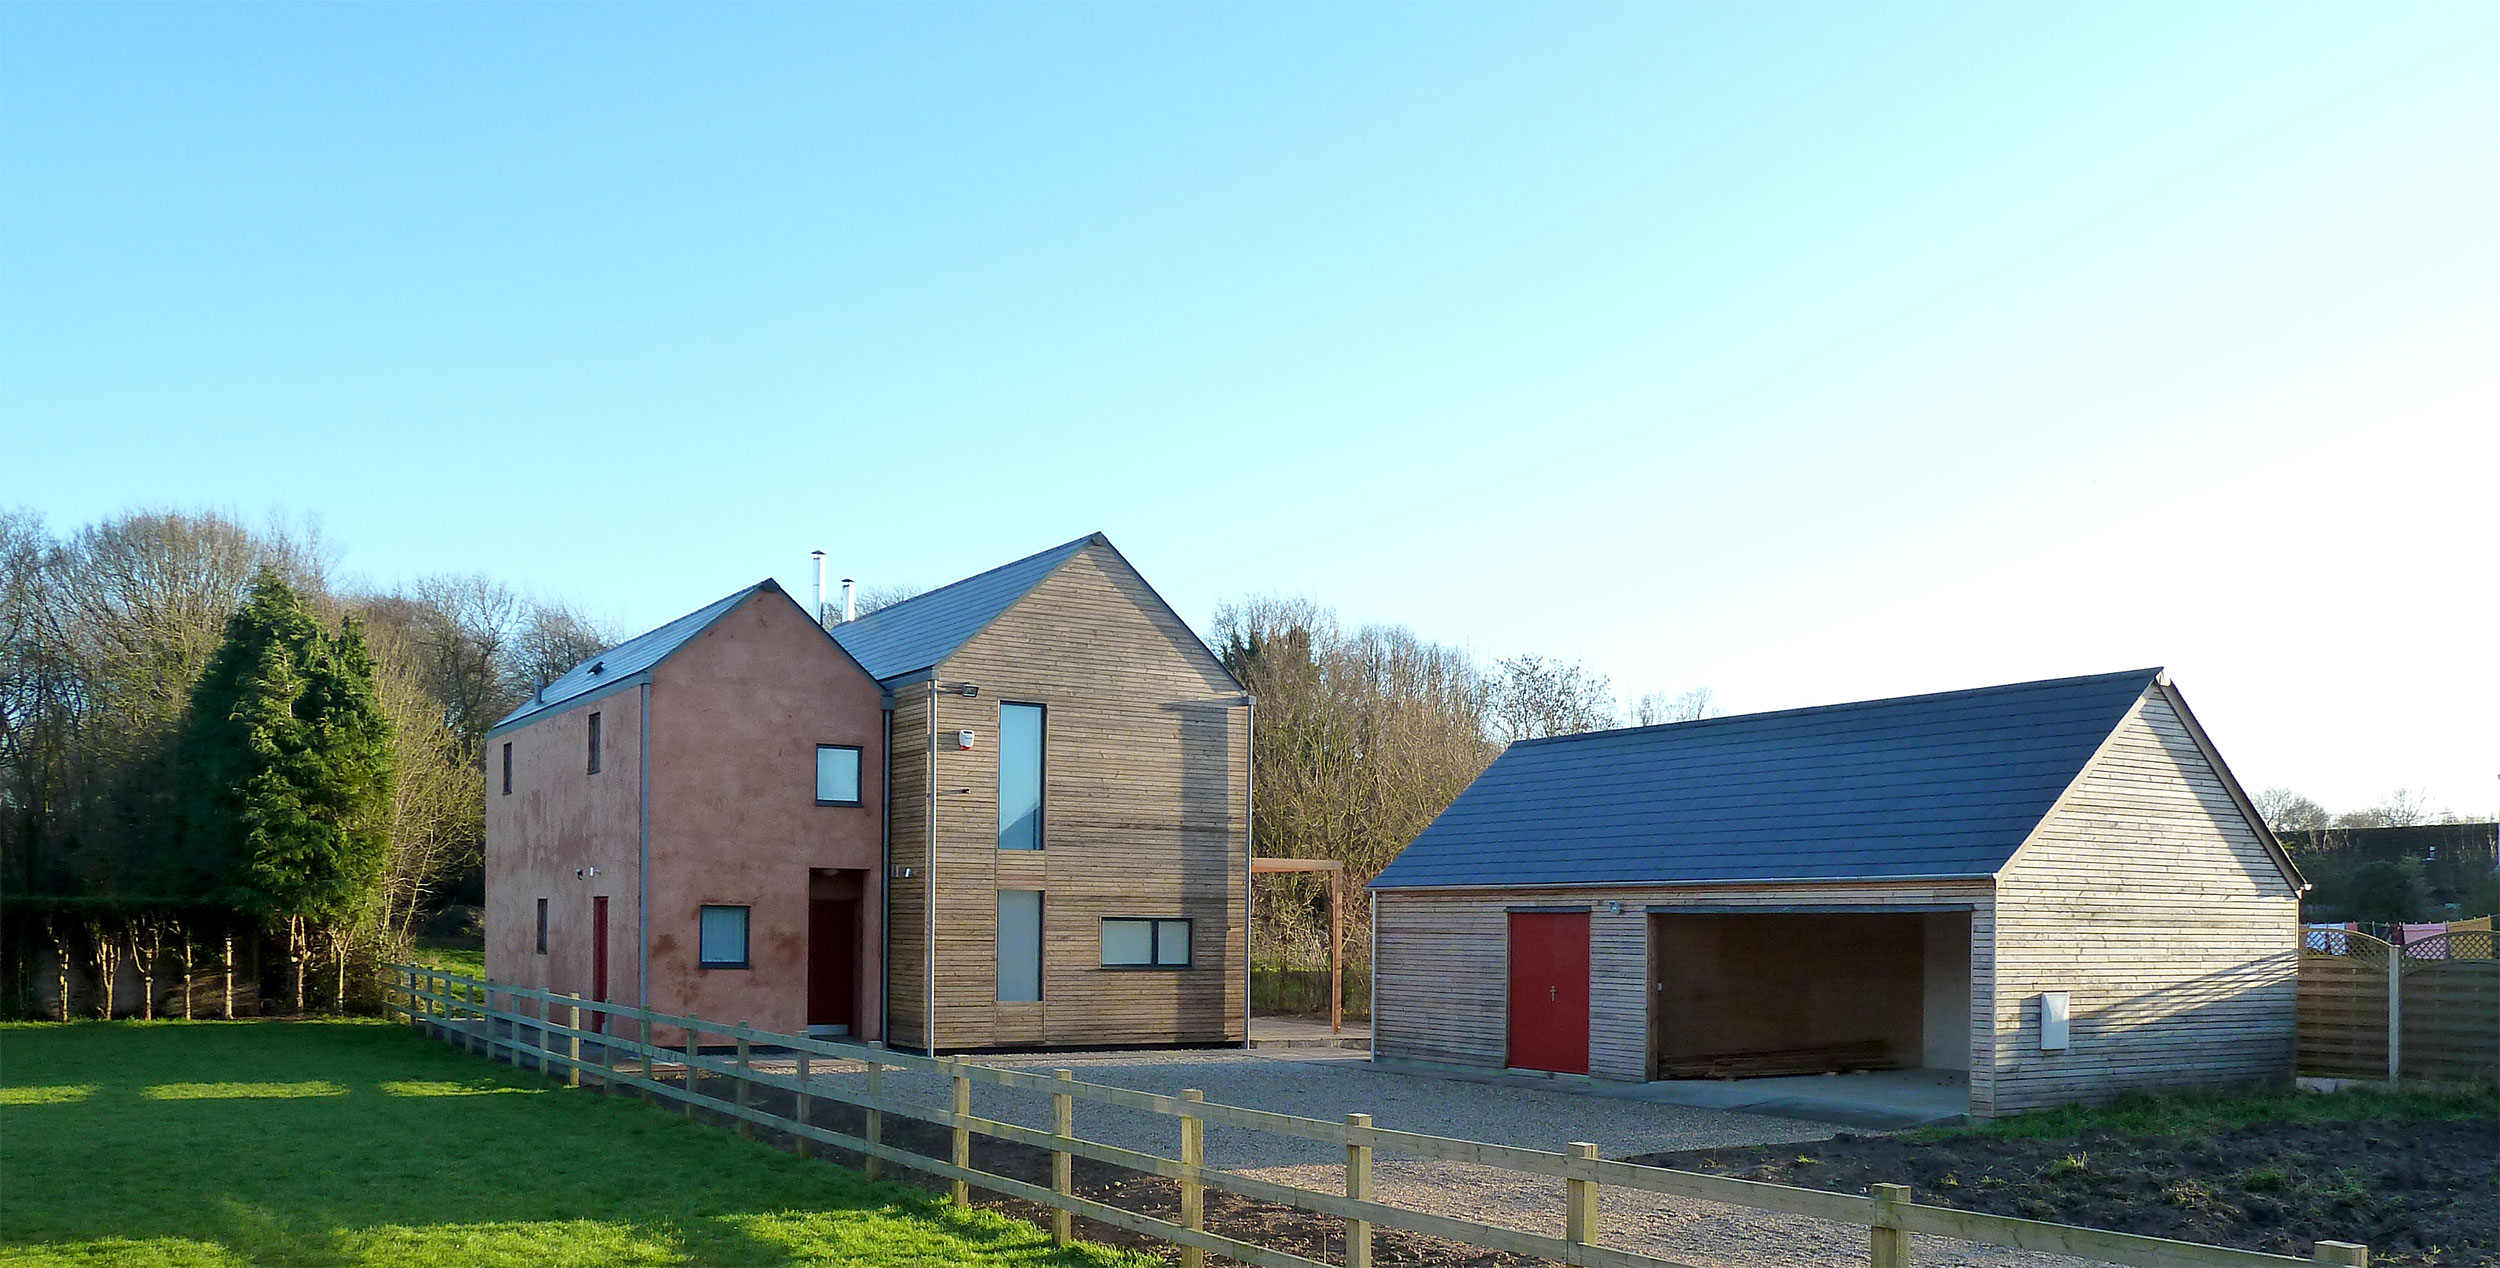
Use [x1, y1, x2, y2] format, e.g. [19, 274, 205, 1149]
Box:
[1921, 1082, 2500, 1142]
[404, 942, 484, 979]
[0, 1019, 1144, 1268]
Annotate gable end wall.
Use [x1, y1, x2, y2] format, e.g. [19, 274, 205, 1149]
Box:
[909, 541, 1247, 1049]
[1987, 690, 2299, 1114]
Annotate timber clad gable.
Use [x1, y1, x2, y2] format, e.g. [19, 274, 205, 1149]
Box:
[1987, 690, 2300, 1114]
[862, 538, 1249, 1053]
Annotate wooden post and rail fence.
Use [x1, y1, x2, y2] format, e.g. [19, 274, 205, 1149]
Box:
[388, 964, 2371, 1268]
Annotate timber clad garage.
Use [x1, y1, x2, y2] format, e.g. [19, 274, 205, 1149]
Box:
[1368, 669, 2306, 1117]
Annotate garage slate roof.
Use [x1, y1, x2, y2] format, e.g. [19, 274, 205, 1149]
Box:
[830, 533, 1100, 683]
[489, 581, 771, 735]
[1369, 668, 2164, 890]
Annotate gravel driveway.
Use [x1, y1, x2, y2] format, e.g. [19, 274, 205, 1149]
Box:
[760, 1046, 2115, 1268]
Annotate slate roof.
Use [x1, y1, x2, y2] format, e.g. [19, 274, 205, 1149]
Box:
[1369, 668, 2164, 890]
[831, 533, 1101, 683]
[489, 582, 771, 734]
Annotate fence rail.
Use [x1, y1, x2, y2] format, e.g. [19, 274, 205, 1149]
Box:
[385, 965, 2369, 1268]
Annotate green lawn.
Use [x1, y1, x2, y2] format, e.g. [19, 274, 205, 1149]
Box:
[403, 943, 484, 979]
[0, 1020, 1142, 1267]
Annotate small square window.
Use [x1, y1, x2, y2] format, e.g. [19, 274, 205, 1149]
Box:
[816, 745, 862, 806]
[1102, 919, 1152, 966]
[699, 905, 750, 969]
[1154, 920, 1191, 967]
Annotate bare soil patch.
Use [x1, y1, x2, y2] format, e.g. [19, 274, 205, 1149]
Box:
[1627, 1119, 2499, 1267]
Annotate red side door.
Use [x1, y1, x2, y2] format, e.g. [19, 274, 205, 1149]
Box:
[1508, 911, 1591, 1074]
[590, 896, 610, 1035]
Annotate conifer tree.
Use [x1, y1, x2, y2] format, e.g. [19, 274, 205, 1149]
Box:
[173, 571, 394, 1009]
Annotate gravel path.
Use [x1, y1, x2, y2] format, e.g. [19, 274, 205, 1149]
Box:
[753, 1046, 2115, 1268]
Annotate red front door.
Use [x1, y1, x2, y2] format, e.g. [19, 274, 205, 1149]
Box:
[809, 899, 858, 1031]
[590, 896, 610, 1035]
[1508, 911, 1591, 1074]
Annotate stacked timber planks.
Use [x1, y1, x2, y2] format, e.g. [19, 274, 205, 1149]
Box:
[1659, 1040, 1898, 1080]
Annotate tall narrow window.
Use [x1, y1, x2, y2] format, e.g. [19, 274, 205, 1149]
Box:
[535, 898, 549, 954]
[816, 745, 862, 806]
[997, 890, 1043, 1002]
[501, 742, 513, 795]
[999, 702, 1044, 850]
[587, 712, 602, 774]
[699, 905, 750, 969]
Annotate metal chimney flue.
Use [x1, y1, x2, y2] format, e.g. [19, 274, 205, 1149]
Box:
[810, 550, 828, 627]
[841, 577, 856, 623]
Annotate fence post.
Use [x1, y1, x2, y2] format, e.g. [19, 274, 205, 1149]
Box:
[567, 995, 583, 1089]
[865, 1050, 885, 1181]
[2386, 943, 2402, 1087]
[735, 1023, 753, 1140]
[794, 1052, 813, 1160]
[595, 999, 613, 1093]
[639, 1006, 657, 1103]
[1345, 1112, 1373, 1268]
[684, 1021, 701, 1120]
[1565, 1142, 1600, 1248]
[950, 1069, 972, 1205]
[1052, 1070, 1075, 1247]
[2315, 1241, 2369, 1266]
[1870, 1182, 1911, 1268]
[466, 983, 482, 1057]
[1180, 1088, 1206, 1268]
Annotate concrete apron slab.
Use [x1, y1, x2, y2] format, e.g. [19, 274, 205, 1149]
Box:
[1373, 1057, 1967, 1132]
[1249, 1014, 1372, 1050]
[1620, 1068, 1969, 1131]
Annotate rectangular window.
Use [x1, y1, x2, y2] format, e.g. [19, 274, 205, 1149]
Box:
[999, 702, 1044, 850]
[698, 905, 750, 969]
[815, 744, 862, 806]
[536, 898, 549, 954]
[997, 890, 1043, 1002]
[501, 742, 512, 795]
[587, 712, 602, 774]
[1101, 918, 1191, 969]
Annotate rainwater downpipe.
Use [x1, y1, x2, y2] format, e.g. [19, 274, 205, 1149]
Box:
[1243, 696, 1254, 1049]
[637, 681, 651, 1014]
[926, 680, 939, 1056]
[879, 696, 893, 1046]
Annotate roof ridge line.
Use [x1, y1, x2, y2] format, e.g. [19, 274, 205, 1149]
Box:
[1512, 667, 2164, 748]
[836, 531, 1101, 632]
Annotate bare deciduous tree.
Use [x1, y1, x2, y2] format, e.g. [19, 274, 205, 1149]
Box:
[2333, 788, 2438, 829]
[2253, 786, 2330, 834]
[847, 583, 923, 619]
[1488, 655, 1615, 744]
[1632, 687, 1719, 726]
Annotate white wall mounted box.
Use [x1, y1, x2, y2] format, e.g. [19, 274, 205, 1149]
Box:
[954, 729, 978, 751]
[2039, 991, 2071, 1051]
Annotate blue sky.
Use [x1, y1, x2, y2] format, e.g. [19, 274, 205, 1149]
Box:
[4, 3, 2493, 815]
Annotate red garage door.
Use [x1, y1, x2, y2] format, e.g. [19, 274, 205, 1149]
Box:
[1508, 911, 1591, 1074]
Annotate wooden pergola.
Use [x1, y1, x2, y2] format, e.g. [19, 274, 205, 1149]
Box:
[1250, 856, 1347, 1034]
